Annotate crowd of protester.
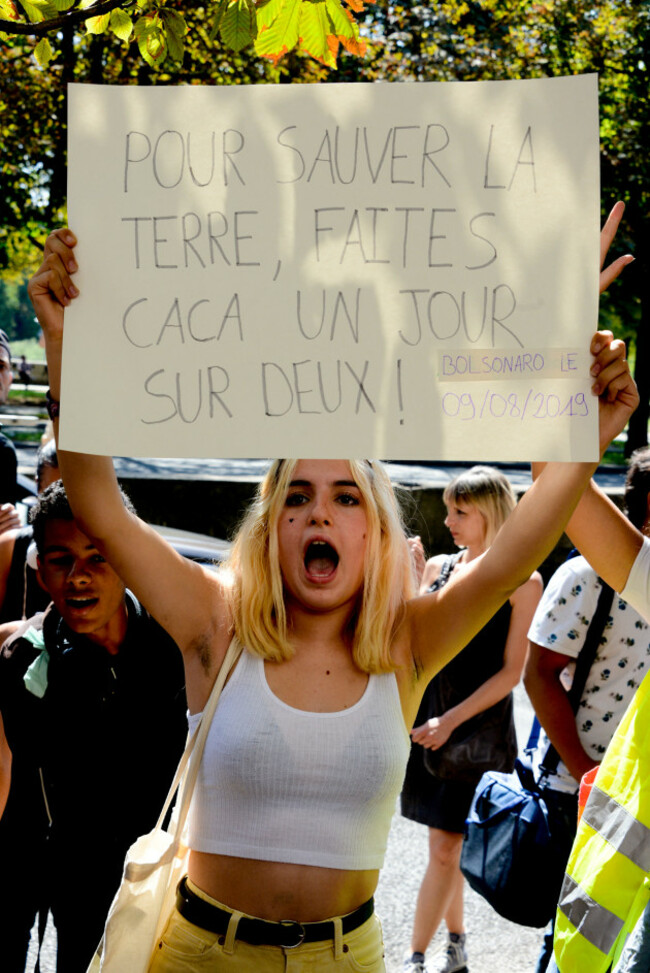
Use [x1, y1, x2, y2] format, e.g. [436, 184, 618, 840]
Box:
[0, 203, 647, 973]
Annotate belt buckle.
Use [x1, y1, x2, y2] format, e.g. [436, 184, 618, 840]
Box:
[278, 919, 306, 949]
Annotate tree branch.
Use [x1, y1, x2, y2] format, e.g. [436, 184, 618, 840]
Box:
[0, 0, 132, 37]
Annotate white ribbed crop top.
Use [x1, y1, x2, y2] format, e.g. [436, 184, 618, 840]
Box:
[187, 648, 410, 870]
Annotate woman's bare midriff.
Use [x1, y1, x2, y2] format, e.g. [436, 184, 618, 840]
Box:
[188, 850, 379, 922]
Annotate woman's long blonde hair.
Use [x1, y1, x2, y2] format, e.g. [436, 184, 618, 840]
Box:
[223, 460, 416, 673]
[443, 465, 516, 547]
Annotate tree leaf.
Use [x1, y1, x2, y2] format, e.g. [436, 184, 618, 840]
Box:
[19, 0, 58, 23]
[160, 8, 187, 35]
[0, 0, 20, 21]
[109, 8, 133, 42]
[85, 12, 110, 33]
[51, 0, 76, 10]
[160, 8, 187, 61]
[256, 0, 286, 32]
[220, 0, 256, 52]
[208, 0, 229, 39]
[255, 0, 299, 63]
[33, 35, 53, 66]
[324, 0, 349, 34]
[134, 11, 167, 68]
[326, 0, 364, 56]
[297, 0, 336, 66]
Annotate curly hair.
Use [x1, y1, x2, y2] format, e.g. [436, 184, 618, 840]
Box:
[624, 447, 650, 530]
[30, 480, 135, 556]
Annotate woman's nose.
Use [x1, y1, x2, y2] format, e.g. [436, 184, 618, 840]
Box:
[310, 496, 331, 526]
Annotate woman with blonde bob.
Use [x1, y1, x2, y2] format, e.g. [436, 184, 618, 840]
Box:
[443, 465, 518, 546]
[402, 466, 543, 973]
[27, 209, 636, 973]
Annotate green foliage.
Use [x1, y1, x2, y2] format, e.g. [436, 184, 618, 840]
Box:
[160, 7, 186, 58]
[109, 6, 133, 41]
[7, 337, 45, 360]
[358, 0, 649, 449]
[19, 0, 58, 23]
[0, 0, 338, 276]
[221, 0, 257, 53]
[0, 278, 40, 342]
[133, 10, 167, 66]
[1, 0, 368, 68]
[85, 11, 110, 33]
[0, 0, 19, 19]
[33, 33, 52, 64]
[1, 0, 647, 445]
[255, 0, 299, 60]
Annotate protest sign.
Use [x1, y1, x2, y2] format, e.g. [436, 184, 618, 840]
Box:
[63, 76, 600, 460]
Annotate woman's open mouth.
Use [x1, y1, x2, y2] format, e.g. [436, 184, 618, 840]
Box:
[304, 540, 339, 580]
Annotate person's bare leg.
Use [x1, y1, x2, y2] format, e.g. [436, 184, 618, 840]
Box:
[443, 867, 465, 936]
[410, 828, 464, 955]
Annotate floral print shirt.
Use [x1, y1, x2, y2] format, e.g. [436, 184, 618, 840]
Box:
[528, 555, 650, 794]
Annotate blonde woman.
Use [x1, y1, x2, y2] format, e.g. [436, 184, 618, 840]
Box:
[402, 467, 542, 973]
[26, 217, 635, 972]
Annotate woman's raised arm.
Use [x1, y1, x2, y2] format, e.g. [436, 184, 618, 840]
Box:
[28, 230, 230, 656]
[407, 334, 639, 683]
[407, 201, 638, 680]
[534, 200, 641, 593]
[555, 481, 641, 594]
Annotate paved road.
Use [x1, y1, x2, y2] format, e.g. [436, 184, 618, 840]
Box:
[25, 684, 545, 973]
[377, 681, 543, 973]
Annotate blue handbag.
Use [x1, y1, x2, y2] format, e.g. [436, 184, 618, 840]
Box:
[460, 580, 615, 928]
[459, 730, 571, 927]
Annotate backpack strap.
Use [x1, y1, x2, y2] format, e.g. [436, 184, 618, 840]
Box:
[567, 581, 615, 710]
[540, 579, 615, 775]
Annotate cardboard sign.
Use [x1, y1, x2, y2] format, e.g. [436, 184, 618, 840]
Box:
[63, 76, 600, 460]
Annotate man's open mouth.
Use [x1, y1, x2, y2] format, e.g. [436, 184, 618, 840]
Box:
[304, 540, 339, 579]
[65, 596, 99, 609]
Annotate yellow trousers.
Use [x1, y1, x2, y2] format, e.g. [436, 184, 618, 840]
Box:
[148, 879, 386, 972]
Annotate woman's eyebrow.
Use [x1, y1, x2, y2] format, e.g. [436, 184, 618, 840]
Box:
[287, 479, 359, 488]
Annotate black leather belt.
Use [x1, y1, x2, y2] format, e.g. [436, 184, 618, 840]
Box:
[176, 877, 374, 950]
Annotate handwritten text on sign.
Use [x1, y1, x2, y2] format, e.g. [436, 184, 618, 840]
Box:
[63, 77, 600, 460]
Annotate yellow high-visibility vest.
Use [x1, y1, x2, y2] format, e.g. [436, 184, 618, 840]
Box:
[554, 668, 650, 972]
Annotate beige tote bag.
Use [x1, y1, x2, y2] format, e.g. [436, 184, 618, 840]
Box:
[87, 637, 242, 973]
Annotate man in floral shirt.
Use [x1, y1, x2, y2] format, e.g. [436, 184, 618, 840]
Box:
[524, 447, 650, 972]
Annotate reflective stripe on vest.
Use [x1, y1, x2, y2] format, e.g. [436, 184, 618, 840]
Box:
[583, 787, 650, 873]
[558, 873, 625, 956]
[555, 779, 650, 961]
[554, 668, 650, 973]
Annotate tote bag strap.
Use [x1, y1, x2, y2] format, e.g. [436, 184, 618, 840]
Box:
[154, 636, 243, 833]
[175, 636, 243, 833]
